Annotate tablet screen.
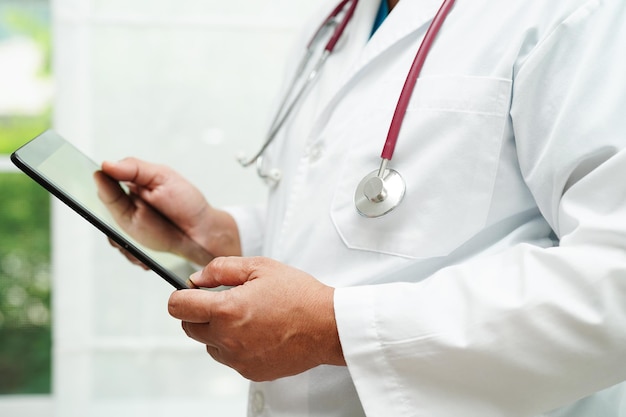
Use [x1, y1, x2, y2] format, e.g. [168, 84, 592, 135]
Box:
[11, 130, 199, 289]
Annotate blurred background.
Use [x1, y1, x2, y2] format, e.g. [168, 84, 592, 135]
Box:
[0, 0, 318, 415]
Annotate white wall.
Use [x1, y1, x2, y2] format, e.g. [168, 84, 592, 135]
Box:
[51, 0, 319, 415]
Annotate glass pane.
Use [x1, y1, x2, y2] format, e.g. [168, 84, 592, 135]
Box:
[0, 173, 51, 394]
[0, 0, 52, 395]
[0, 0, 52, 154]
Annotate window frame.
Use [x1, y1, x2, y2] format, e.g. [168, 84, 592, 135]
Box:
[0, 395, 54, 416]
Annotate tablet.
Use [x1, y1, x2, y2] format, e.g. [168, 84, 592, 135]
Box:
[11, 130, 206, 290]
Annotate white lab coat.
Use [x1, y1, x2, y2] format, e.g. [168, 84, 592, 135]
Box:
[229, 0, 626, 415]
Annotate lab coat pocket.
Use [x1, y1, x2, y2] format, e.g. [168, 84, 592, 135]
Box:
[330, 76, 513, 259]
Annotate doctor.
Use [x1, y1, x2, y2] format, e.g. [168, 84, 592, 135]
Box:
[100, 0, 626, 415]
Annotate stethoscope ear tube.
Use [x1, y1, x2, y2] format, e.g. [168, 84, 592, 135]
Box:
[237, 0, 359, 173]
[255, 156, 282, 186]
[239, 0, 456, 218]
[325, 0, 359, 53]
[237, 50, 330, 176]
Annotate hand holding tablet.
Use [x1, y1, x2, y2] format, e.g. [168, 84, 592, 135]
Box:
[11, 130, 225, 290]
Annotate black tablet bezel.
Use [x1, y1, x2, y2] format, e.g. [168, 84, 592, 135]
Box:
[11, 130, 193, 290]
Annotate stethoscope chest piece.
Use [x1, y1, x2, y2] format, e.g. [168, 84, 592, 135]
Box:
[240, 0, 455, 218]
[355, 167, 405, 218]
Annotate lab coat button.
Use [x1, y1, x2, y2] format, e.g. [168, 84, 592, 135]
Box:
[252, 390, 265, 415]
[307, 143, 324, 163]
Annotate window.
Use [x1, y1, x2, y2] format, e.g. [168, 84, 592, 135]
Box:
[1, 0, 318, 413]
[0, 0, 52, 400]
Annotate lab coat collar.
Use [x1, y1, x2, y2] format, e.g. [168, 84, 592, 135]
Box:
[345, 0, 446, 83]
[311, 0, 445, 135]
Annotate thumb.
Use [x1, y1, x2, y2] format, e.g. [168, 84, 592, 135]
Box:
[190, 256, 259, 288]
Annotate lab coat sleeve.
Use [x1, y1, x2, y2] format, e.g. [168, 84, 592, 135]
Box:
[334, 1, 626, 416]
[225, 204, 266, 256]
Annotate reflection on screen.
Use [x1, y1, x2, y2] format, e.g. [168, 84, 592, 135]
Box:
[39, 143, 115, 223]
[35, 141, 189, 284]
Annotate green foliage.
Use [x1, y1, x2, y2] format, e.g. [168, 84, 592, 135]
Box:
[0, 0, 53, 395]
[0, 174, 50, 255]
[0, 114, 51, 154]
[0, 327, 51, 394]
[0, 174, 51, 394]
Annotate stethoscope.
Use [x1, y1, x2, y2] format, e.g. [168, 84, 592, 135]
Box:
[238, 0, 455, 218]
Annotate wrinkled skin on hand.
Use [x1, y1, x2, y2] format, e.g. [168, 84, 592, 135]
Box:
[168, 256, 346, 382]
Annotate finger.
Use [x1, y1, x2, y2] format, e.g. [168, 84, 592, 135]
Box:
[168, 289, 217, 323]
[190, 256, 262, 288]
[101, 158, 167, 189]
[107, 238, 149, 270]
[205, 345, 223, 363]
[94, 170, 129, 206]
[121, 250, 150, 270]
[181, 321, 210, 343]
[94, 170, 139, 229]
[181, 322, 223, 356]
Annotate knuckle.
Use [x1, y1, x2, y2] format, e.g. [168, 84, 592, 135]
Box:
[206, 257, 224, 274]
[220, 335, 242, 353]
[247, 256, 272, 274]
[213, 291, 242, 321]
[121, 156, 138, 164]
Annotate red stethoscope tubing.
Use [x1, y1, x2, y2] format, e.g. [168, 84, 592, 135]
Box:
[381, 0, 456, 160]
[309, 0, 456, 161]
[240, 0, 456, 195]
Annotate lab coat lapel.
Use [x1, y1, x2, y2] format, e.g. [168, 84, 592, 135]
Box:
[347, 0, 446, 79]
[318, 0, 446, 122]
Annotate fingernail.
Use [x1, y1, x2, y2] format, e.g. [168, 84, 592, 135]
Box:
[189, 270, 201, 284]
